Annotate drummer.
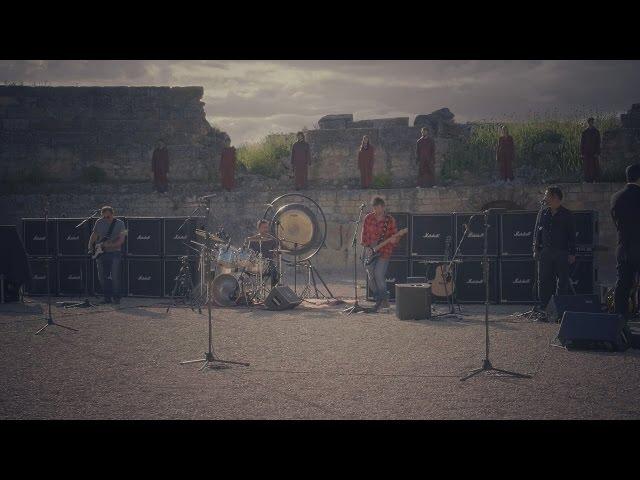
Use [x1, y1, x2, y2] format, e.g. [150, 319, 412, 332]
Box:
[247, 220, 280, 287]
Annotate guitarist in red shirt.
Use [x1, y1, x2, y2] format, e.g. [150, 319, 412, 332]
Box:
[361, 196, 407, 312]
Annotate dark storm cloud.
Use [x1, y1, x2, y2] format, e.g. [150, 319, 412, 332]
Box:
[1, 60, 638, 143]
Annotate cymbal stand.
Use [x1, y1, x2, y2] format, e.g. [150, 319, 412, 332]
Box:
[299, 259, 335, 300]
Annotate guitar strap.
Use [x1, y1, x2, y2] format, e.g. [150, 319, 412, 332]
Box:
[102, 218, 117, 243]
[376, 215, 390, 245]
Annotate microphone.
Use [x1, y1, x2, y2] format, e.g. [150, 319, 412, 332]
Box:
[360, 203, 366, 209]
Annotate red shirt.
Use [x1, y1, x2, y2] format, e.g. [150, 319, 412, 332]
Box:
[360, 212, 398, 259]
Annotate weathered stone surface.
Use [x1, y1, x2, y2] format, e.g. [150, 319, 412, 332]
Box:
[318, 114, 353, 130]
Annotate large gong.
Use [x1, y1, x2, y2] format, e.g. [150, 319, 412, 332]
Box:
[263, 193, 327, 263]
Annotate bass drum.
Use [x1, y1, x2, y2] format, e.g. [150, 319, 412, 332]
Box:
[211, 274, 240, 307]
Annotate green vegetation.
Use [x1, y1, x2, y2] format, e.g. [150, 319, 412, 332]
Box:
[372, 172, 393, 188]
[441, 113, 622, 182]
[236, 133, 297, 178]
[80, 165, 108, 183]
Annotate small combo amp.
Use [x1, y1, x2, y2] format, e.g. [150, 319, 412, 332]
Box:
[395, 283, 431, 320]
[546, 294, 601, 322]
[558, 311, 630, 352]
[265, 286, 302, 311]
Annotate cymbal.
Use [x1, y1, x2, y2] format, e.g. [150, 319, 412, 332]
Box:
[194, 229, 225, 243]
[246, 233, 276, 241]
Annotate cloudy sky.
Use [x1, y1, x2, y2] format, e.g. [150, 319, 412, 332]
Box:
[1, 60, 639, 144]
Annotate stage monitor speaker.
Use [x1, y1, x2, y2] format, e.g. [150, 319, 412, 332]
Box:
[57, 219, 91, 256]
[454, 212, 499, 257]
[455, 258, 498, 304]
[410, 214, 454, 257]
[163, 217, 205, 257]
[126, 218, 162, 257]
[410, 258, 451, 303]
[546, 294, 602, 322]
[164, 257, 198, 297]
[573, 210, 598, 253]
[22, 218, 57, 256]
[265, 286, 302, 310]
[500, 257, 538, 304]
[25, 258, 58, 295]
[58, 257, 89, 295]
[499, 210, 538, 256]
[395, 283, 431, 320]
[388, 212, 410, 257]
[366, 258, 409, 301]
[127, 258, 163, 297]
[92, 257, 127, 297]
[558, 311, 630, 352]
[569, 256, 597, 295]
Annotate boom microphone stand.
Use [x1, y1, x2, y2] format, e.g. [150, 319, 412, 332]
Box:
[35, 196, 78, 335]
[461, 210, 530, 381]
[342, 203, 367, 315]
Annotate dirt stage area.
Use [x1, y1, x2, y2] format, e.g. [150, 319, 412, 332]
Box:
[2, 277, 640, 420]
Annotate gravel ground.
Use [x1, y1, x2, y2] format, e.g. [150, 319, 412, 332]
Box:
[2, 276, 640, 420]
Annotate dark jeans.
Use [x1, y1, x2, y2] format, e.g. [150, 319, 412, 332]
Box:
[266, 262, 280, 288]
[614, 250, 640, 317]
[97, 252, 122, 300]
[537, 248, 570, 308]
[365, 257, 390, 303]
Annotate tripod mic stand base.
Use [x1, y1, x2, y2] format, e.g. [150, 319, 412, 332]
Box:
[63, 299, 97, 309]
[341, 302, 368, 315]
[35, 316, 79, 335]
[461, 358, 531, 381]
[180, 352, 249, 371]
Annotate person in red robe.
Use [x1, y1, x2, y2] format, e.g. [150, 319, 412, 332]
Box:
[581, 117, 601, 182]
[290, 131, 311, 190]
[416, 127, 436, 187]
[151, 140, 169, 193]
[219, 142, 236, 191]
[357, 135, 375, 188]
[497, 125, 515, 181]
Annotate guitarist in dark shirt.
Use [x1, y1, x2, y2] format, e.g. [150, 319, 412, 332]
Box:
[610, 164, 640, 318]
[88, 206, 126, 304]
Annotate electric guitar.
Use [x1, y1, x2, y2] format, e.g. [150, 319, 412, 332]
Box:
[361, 228, 408, 266]
[90, 230, 128, 259]
[431, 235, 455, 297]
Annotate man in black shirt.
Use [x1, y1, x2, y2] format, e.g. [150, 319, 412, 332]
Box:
[533, 186, 577, 314]
[610, 164, 640, 318]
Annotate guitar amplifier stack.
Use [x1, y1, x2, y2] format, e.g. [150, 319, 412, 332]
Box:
[366, 209, 598, 305]
[22, 216, 205, 298]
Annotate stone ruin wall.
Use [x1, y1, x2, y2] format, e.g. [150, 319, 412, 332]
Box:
[0, 86, 229, 183]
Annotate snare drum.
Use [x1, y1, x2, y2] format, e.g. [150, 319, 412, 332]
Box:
[236, 247, 256, 269]
[216, 245, 239, 268]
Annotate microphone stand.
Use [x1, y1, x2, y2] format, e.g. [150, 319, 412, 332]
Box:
[461, 210, 530, 380]
[64, 209, 101, 309]
[35, 196, 78, 335]
[342, 204, 367, 315]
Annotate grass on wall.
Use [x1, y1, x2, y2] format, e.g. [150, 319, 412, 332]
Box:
[236, 133, 297, 178]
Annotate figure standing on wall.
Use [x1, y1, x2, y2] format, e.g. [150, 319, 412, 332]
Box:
[580, 117, 601, 183]
[416, 127, 436, 187]
[290, 131, 311, 190]
[151, 140, 170, 193]
[496, 125, 515, 181]
[358, 135, 375, 188]
[219, 139, 236, 191]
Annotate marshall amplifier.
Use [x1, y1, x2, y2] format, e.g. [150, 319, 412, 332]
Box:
[499, 210, 538, 256]
[388, 212, 410, 257]
[164, 257, 198, 297]
[163, 217, 206, 257]
[57, 219, 91, 256]
[366, 258, 409, 301]
[22, 218, 57, 256]
[127, 258, 163, 297]
[573, 210, 598, 253]
[411, 214, 454, 257]
[92, 257, 128, 296]
[410, 257, 451, 303]
[58, 257, 89, 295]
[454, 212, 499, 257]
[25, 257, 58, 295]
[569, 256, 597, 295]
[499, 257, 538, 304]
[455, 258, 498, 304]
[126, 218, 162, 257]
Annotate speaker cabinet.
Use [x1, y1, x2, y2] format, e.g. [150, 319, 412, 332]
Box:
[25, 258, 58, 295]
[126, 218, 163, 257]
[558, 311, 630, 351]
[569, 256, 597, 295]
[58, 257, 89, 295]
[454, 212, 499, 257]
[395, 283, 431, 320]
[546, 294, 602, 322]
[164, 257, 198, 297]
[57, 219, 91, 256]
[500, 257, 538, 304]
[499, 211, 538, 256]
[366, 258, 409, 301]
[410, 214, 454, 257]
[127, 258, 163, 297]
[22, 219, 57, 256]
[163, 217, 206, 257]
[388, 212, 410, 257]
[455, 258, 498, 304]
[573, 210, 598, 253]
[265, 285, 302, 310]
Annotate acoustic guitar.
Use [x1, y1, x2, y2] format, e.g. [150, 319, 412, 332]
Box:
[361, 228, 408, 266]
[431, 235, 455, 297]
